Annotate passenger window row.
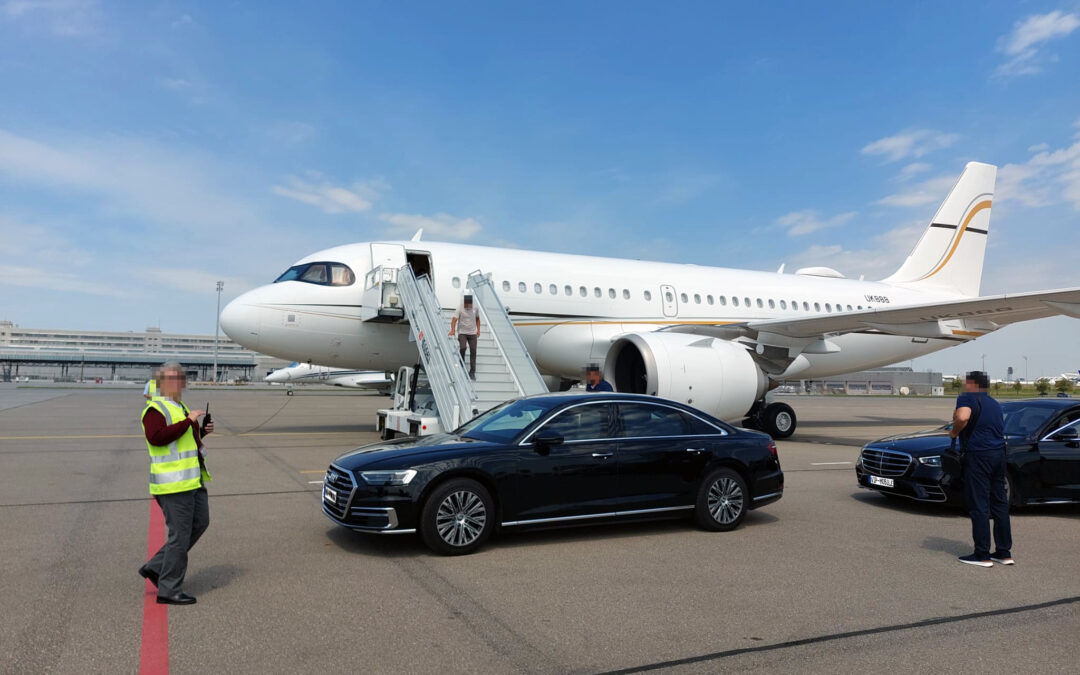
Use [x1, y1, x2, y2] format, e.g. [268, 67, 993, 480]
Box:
[452, 277, 867, 314]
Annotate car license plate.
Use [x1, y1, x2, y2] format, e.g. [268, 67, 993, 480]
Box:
[869, 475, 894, 488]
[323, 485, 338, 504]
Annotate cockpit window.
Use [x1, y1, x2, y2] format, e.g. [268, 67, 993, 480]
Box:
[274, 262, 355, 286]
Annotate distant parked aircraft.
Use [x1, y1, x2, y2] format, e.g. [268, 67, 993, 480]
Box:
[265, 362, 392, 393]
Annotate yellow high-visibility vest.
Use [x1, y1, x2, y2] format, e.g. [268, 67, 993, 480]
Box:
[141, 398, 211, 495]
[146, 379, 157, 397]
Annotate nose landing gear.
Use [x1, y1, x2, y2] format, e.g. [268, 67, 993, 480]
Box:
[743, 399, 797, 439]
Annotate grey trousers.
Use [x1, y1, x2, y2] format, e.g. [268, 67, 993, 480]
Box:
[458, 333, 477, 374]
[147, 487, 210, 596]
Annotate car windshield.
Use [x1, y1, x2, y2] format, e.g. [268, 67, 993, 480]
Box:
[457, 399, 560, 443]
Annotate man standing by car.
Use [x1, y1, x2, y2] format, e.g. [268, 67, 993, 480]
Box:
[948, 370, 1013, 567]
[585, 364, 613, 392]
[139, 362, 213, 604]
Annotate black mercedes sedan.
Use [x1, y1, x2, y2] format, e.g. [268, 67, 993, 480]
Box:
[856, 398, 1080, 507]
[323, 392, 784, 554]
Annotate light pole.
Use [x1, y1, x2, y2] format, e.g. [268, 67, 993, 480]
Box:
[1023, 355, 1028, 383]
[981, 353, 986, 374]
[213, 281, 224, 382]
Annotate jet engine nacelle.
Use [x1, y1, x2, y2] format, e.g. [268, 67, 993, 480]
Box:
[604, 332, 767, 422]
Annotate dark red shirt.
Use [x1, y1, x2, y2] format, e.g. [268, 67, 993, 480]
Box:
[142, 406, 208, 448]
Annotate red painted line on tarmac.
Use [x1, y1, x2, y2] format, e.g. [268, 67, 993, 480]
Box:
[139, 499, 169, 674]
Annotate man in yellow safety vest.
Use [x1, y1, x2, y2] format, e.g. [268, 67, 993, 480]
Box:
[143, 369, 160, 401]
[138, 362, 213, 605]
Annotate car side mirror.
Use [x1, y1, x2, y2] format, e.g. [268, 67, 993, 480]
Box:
[1053, 427, 1079, 447]
[534, 434, 564, 455]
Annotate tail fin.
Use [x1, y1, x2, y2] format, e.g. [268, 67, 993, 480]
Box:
[883, 161, 996, 297]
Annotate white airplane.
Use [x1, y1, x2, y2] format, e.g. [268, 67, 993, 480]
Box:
[265, 362, 392, 392]
[221, 162, 1080, 437]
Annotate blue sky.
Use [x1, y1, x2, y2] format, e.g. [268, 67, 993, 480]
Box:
[1, 1, 1078, 379]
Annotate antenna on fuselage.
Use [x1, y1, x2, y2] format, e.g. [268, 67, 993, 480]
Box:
[411, 229, 423, 241]
[777, 264, 785, 274]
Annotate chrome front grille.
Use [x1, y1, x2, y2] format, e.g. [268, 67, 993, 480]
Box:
[860, 448, 912, 477]
[322, 465, 355, 519]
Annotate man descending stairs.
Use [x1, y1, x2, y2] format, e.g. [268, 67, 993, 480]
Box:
[393, 265, 548, 432]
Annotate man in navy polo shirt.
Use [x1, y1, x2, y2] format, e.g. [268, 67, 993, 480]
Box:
[585, 365, 613, 392]
[948, 370, 1013, 567]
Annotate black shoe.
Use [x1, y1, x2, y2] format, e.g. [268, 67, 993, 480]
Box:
[156, 592, 196, 605]
[138, 566, 159, 588]
[957, 554, 993, 567]
[469, 371, 476, 380]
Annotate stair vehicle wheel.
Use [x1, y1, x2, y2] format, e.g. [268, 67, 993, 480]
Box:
[420, 478, 494, 555]
[694, 468, 748, 532]
[762, 402, 796, 439]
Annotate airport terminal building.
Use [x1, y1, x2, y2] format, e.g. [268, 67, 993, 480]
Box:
[0, 320, 287, 383]
[793, 367, 944, 396]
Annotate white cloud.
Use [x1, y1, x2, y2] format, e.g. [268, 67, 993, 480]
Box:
[1, 0, 100, 36]
[160, 77, 193, 91]
[898, 162, 932, 179]
[875, 174, 957, 207]
[774, 210, 856, 236]
[271, 175, 384, 214]
[1028, 142, 1050, 153]
[0, 128, 263, 231]
[0, 263, 131, 296]
[994, 11, 1080, 78]
[379, 212, 482, 240]
[997, 140, 1080, 209]
[264, 121, 317, 145]
[0, 213, 93, 267]
[650, 172, 726, 205]
[783, 222, 925, 281]
[861, 129, 959, 163]
[136, 267, 253, 296]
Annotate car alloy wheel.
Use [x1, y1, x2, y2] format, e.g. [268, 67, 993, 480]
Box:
[436, 490, 487, 548]
[708, 477, 744, 524]
[694, 467, 749, 531]
[420, 478, 495, 555]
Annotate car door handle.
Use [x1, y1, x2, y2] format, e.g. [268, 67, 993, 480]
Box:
[591, 452, 614, 458]
[686, 448, 705, 453]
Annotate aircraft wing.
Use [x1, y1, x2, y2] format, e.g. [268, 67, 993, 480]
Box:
[738, 287, 1080, 340]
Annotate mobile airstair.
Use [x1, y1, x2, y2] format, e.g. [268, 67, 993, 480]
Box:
[368, 264, 548, 433]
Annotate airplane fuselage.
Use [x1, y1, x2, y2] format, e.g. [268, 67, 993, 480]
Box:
[223, 240, 964, 381]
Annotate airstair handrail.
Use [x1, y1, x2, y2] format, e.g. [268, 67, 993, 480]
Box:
[466, 270, 548, 396]
[396, 265, 476, 429]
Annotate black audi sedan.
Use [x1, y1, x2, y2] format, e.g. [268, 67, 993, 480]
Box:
[856, 398, 1080, 506]
[323, 392, 783, 554]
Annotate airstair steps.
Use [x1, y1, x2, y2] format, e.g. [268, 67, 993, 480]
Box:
[392, 265, 548, 431]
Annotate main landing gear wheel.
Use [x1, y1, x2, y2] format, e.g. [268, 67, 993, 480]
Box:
[420, 478, 494, 555]
[694, 468, 748, 531]
[761, 402, 796, 439]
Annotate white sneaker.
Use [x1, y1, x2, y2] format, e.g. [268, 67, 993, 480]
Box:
[990, 554, 1015, 565]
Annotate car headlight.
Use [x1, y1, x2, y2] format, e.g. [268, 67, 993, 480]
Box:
[918, 455, 942, 467]
[359, 469, 417, 486]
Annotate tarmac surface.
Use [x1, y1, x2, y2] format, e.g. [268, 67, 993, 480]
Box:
[1, 384, 1077, 674]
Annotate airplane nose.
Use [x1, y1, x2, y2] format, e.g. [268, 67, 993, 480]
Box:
[220, 292, 261, 351]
